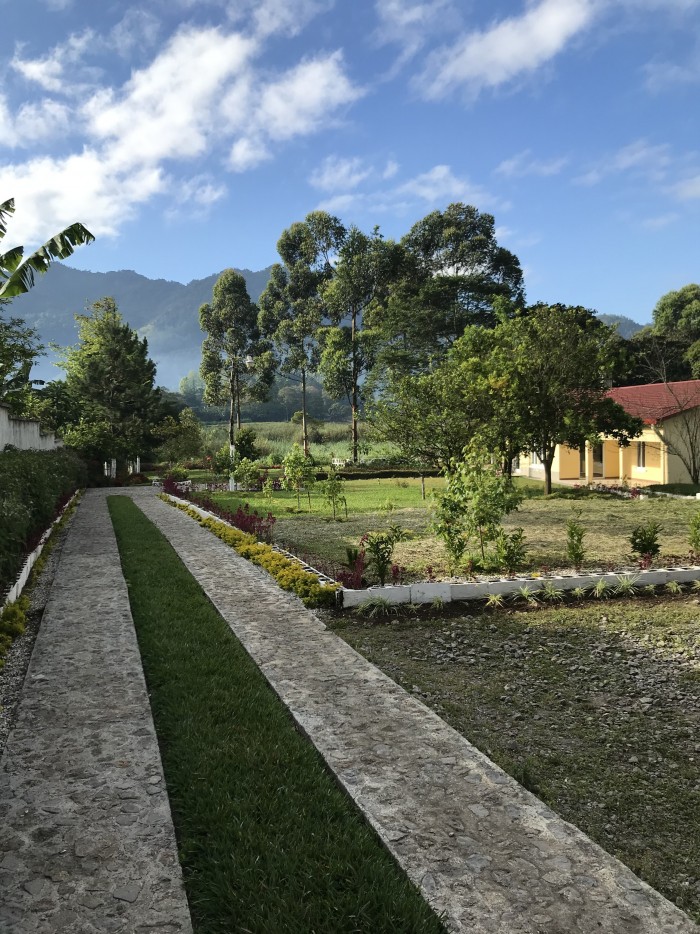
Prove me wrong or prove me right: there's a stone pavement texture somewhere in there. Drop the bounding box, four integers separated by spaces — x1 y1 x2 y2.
128 488 698 934
0 490 192 934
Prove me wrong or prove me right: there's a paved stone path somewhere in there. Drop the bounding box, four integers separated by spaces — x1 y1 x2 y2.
127 489 697 934
0 490 192 934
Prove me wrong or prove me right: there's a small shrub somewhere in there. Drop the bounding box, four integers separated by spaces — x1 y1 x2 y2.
164 465 189 481
233 458 261 490
485 592 506 608
571 586 587 600
517 584 539 606
361 526 408 587
593 578 610 599
630 521 662 561
540 580 565 603
565 509 586 569
613 574 639 597
494 527 527 574
357 596 401 619
665 579 683 595
689 511 700 555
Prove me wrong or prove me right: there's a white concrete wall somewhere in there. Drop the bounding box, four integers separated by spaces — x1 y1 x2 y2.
0 404 63 452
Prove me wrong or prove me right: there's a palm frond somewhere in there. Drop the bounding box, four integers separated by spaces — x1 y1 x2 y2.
0 222 94 298
0 198 16 242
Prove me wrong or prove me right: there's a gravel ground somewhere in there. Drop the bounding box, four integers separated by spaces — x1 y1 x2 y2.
0 514 74 758
327 597 700 923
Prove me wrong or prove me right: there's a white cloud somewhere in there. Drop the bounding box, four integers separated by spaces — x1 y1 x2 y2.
110 9 162 57
672 174 700 200
383 159 399 179
0 96 72 147
12 30 98 94
641 212 680 229
374 0 457 65
418 0 597 100
309 156 371 191
86 27 255 171
495 149 568 178
1 21 364 245
576 139 672 185
317 163 501 217
227 51 364 170
248 0 335 39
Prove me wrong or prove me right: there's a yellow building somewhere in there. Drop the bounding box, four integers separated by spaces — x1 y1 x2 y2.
513 380 700 487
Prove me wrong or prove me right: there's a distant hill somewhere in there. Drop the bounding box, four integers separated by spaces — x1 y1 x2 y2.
8 263 274 389
8 263 647 389
597 314 645 339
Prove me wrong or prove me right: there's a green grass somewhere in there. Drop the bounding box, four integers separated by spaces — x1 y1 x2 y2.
328 598 700 923
200 479 700 583
107 495 445 934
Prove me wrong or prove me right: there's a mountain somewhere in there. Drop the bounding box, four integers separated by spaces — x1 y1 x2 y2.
597 314 645 339
8 263 274 389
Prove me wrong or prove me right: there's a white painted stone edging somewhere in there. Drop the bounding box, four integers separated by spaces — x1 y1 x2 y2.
2 490 81 610
340 565 700 608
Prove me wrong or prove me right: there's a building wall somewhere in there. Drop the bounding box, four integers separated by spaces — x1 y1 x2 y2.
557 445 581 480
0 404 63 452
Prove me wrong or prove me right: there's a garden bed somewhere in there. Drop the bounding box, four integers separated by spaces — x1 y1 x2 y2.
326 599 700 923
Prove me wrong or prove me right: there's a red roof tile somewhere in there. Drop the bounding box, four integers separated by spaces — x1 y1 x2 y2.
608 380 700 424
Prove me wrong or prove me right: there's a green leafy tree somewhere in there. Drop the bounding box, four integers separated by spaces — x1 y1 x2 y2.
433 447 524 569
320 467 347 519
282 443 316 510
59 298 162 467
200 269 274 463
259 211 346 456
372 203 524 376
496 304 642 494
319 226 397 463
0 316 43 415
155 407 203 466
0 197 94 299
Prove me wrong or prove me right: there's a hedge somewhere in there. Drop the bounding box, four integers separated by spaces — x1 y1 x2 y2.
0 448 86 597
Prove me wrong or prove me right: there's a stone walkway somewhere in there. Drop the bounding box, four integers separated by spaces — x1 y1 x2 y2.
1 487 697 934
127 489 697 934
0 490 192 934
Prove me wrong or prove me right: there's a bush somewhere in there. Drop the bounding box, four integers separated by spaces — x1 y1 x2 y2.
0 448 85 596
630 521 662 561
566 509 587 569
690 511 700 555
161 497 338 607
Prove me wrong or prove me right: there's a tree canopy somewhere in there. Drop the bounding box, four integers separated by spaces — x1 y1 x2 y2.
58 297 162 464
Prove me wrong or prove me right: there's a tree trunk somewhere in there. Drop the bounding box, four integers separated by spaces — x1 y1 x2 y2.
228 366 236 491
301 369 309 457
544 447 555 495
351 308 359 464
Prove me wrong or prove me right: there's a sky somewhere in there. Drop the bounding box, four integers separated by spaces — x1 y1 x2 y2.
1 0 699 325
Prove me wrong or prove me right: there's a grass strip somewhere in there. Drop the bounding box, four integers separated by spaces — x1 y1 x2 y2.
107 496 445 934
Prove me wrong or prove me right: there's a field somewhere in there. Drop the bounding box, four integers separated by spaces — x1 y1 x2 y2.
202 481 700 583
326 596 700 923
201 420 401 465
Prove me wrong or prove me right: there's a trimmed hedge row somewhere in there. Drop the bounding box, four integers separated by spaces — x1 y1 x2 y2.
161 496 339 608
0 448 86 597
315 468 441 481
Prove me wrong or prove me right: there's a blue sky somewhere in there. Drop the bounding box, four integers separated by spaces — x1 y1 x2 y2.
1 0 699 325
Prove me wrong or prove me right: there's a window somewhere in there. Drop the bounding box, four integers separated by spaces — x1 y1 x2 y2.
530 450 543 468
637 441 646 468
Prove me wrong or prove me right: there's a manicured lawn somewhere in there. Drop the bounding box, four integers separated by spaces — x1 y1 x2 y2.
327 597 700 923
201 481 700 583
107 496 445 934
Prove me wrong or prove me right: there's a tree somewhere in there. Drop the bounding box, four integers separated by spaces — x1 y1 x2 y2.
282 443 316 510
496 304 642 493
0 316 42 415
319 226 396 464
367 324 513 471
59 298 162 468
0 197 94 298
371 203 524 376
200 269 274 467
258 211 346 456
155 407 204 466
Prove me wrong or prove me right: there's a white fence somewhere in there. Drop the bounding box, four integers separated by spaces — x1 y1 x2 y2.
0 403 63 452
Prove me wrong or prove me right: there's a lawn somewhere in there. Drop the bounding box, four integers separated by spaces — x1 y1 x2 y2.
200 481 700 583
108 496 446 934
326 597 700 923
